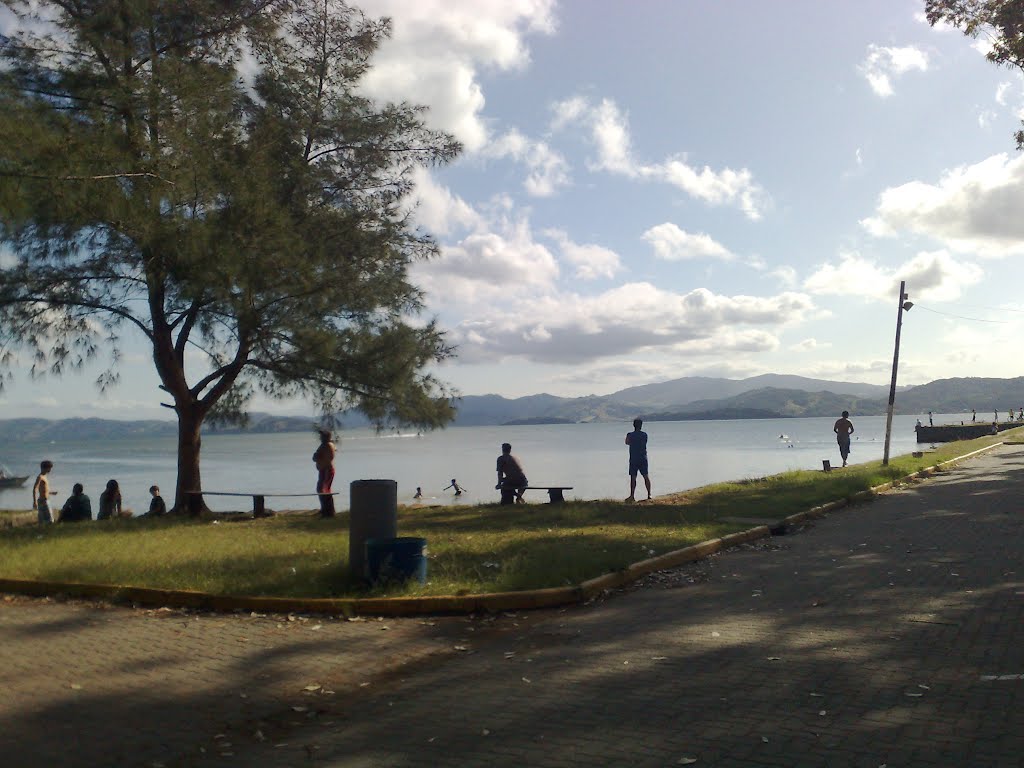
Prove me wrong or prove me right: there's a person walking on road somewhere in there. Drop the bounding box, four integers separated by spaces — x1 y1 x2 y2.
833 411 855 468
625 418 651 502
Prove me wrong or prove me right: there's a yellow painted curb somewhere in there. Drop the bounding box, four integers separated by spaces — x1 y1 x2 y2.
0 439 1009 617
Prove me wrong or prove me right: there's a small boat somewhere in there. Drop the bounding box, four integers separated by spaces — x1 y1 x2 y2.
0 465 29 489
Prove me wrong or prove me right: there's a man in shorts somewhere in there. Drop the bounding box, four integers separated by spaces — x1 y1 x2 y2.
625 418 651 502
833 410 855 467
32 460 56 524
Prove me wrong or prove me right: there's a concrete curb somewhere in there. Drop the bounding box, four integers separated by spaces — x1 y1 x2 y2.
0 440 1008 617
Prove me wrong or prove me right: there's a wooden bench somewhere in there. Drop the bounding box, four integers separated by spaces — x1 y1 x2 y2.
186 491 338 517
499 486 573 505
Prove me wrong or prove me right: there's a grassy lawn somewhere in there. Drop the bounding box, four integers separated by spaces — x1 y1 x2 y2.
0 433 1011 599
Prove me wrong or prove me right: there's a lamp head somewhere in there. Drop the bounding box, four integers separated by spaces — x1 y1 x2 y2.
902 300 914 311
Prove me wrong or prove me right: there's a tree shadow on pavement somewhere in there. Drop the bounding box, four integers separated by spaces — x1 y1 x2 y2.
3 448 1024 767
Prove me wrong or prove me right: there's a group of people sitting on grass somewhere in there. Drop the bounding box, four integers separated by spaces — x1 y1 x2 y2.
33 460 167 524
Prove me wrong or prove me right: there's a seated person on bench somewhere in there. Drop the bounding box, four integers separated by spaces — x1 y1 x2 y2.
495 442 528 504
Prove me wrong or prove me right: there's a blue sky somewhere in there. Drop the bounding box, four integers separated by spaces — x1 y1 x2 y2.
4 0 1024 420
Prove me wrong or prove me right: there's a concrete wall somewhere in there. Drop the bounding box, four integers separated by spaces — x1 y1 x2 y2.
915 421 1020 443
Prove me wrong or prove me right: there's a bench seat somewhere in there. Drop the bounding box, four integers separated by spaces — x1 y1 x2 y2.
186 491 337 517
499 486 573 505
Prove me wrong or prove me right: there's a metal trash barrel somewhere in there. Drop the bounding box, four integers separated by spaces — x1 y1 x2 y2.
366 537 428 585
349 479 398 581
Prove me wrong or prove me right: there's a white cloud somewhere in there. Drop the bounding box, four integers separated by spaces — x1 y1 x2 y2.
78 396 160 412
589 98 634 174
771 265 798 288
859 44 929 98
790 338 831 352
448 283 813 364
898 250 985 301
549 95 589 132
426 224 559 296
996 81 1013 106
803 250 983 303
412 202 560 305
551 96 767 219
803 252 890 299
642 223 734 261
408 168 484 236
861 153 1024 256
543 229 622 280
358 0 556 152
483 129 570 196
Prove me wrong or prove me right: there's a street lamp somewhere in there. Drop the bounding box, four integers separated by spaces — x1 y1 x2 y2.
882 280 912 465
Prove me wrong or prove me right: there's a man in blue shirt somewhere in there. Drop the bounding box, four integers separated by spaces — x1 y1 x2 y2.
625 418 651 502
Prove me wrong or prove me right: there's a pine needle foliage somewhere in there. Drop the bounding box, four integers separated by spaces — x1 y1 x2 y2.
0 1 462 509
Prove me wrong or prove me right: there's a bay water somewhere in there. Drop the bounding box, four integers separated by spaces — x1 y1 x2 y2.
0 414 956 514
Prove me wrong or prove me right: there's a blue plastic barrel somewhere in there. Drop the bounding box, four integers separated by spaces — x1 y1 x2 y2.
365 536 427 585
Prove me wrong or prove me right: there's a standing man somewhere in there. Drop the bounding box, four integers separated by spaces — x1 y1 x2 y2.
495 443 528 504
833 411 855 468
625 418 651 502
31 460 57 524
313 429 336 517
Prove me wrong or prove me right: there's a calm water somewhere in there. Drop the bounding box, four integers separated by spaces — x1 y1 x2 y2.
0 414 951 514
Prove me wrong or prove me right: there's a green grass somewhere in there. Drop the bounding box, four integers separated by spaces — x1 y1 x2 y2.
0 432 1012 598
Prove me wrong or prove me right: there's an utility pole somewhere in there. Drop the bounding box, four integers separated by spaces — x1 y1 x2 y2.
883 280 913 466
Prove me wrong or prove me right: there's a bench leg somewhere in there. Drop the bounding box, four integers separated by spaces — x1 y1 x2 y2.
547 489 565 504
253 495 266 517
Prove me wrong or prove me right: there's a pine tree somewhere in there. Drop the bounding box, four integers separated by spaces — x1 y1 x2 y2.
0 0 461 512
926 0 1024 148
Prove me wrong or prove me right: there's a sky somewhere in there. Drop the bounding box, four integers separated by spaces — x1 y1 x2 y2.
3 0 1024 421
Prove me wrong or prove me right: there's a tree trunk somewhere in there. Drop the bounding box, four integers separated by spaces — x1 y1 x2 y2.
173 408 204 515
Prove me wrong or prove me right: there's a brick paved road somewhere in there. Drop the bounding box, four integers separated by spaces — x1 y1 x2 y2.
4 446 1024 766
0 594 529 767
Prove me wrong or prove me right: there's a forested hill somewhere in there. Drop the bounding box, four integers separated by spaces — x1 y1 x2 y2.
2 376 1021 437
640 378 1024 421
0 414 316 443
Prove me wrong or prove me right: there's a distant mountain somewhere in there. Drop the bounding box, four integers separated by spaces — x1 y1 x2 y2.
606 374 894 408
0 417 179 443
452 374 900 425
0 412 318 443
645 407 786 421
650 388 886 419
450 393 572 426
3 376 1019 439
502 416 576 425
884 377 1024 414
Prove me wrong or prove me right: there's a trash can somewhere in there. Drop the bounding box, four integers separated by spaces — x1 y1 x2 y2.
366 537 428 585
349 479 398 581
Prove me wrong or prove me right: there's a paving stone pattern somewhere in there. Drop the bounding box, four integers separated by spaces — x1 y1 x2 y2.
3 446 1024 766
